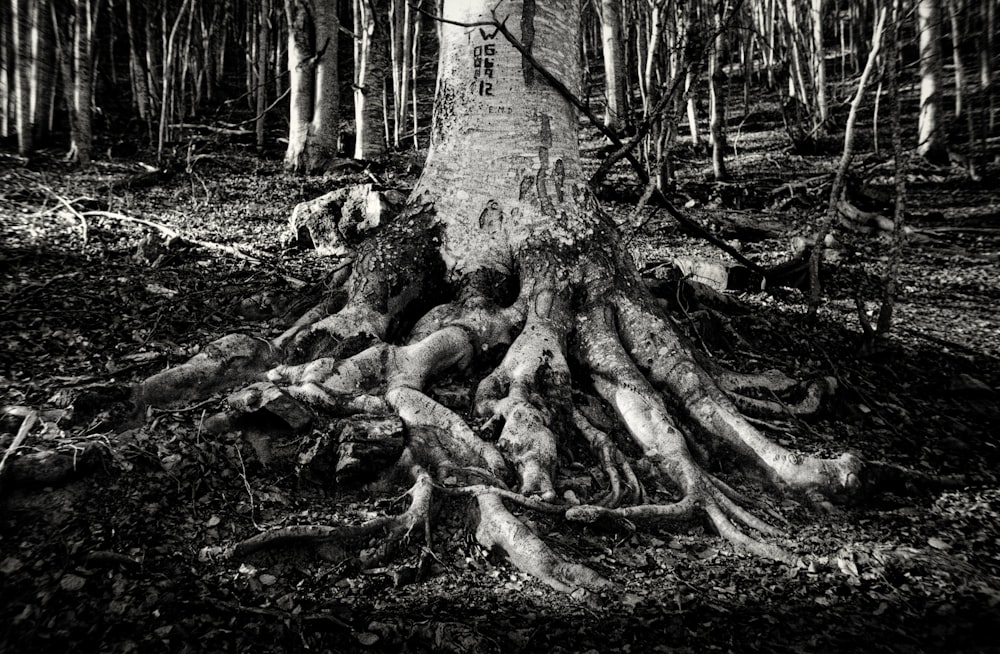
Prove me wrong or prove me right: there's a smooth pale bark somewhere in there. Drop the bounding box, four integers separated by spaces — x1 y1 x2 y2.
945 0 965 118
284 0 339 172
599 0 626 131
411 0 591 277
410 0 421 149
916 0 947 161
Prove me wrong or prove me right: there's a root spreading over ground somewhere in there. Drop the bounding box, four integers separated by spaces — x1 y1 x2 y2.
138 197 924 594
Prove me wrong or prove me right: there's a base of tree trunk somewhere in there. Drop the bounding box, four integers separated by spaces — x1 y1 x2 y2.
136 192 954 594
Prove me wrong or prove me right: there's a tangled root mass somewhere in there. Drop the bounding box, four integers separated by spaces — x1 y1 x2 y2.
139 201 938 595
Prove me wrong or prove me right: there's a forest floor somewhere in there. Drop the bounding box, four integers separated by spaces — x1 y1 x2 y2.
2 102 1000 653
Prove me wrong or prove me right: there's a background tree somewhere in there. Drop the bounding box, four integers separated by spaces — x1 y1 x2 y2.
284 0 340 172
707 0 727 180
353 0 389 159
599 0 626 131
11 0 34 155
916 0 946 162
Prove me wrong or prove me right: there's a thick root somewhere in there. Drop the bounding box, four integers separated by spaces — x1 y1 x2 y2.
705 358 838 418
474 492 611 593
150 202 948 594
575 303 792 562
572 407 643 508
615 292 866 502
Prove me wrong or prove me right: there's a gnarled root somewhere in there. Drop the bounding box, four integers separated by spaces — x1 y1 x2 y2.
574 302 794 563
220 463 433 569
149 217 946 593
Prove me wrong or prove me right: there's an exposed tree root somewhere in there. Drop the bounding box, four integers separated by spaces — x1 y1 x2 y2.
142 202 963 592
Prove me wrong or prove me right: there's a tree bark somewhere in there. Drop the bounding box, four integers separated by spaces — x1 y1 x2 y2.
708 4 728 180
256 0 272 150
810 0 828 126
12 0 33 155
30 0 54 142
1 1 10 138
598 0 626 131
284 0 340 172
916 0 947 162
353 0 389 159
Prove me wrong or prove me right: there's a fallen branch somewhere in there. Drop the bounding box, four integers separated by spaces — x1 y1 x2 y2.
81 209 267 263
0 407 37 483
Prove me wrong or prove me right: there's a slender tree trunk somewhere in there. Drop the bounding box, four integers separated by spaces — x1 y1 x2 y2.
389 0 405 147
945 0 965 118
1 1 11 138
599 0 626 130
12 0 33 155
256 0 272 150
708 5 727 180
126 0 151 130
157 0 192 162
30 0 53 143
916 0 947 162
410 0 421 149
353 0 388 159
811 0 828 126
875 0 905 344
980 0 994 133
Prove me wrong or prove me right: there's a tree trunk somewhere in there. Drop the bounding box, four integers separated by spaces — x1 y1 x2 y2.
12 0 33 155
72 0 101 164
156 0 192 162
284 0 340 173
141 0 918 594
708 5 728 180
30 0 54 143
916 0 947 162
126 0 152 130
980 0 994 133
599 0 626 131
1 1 11 138
353 0 388 159
811 0 828 126
256 0 272 150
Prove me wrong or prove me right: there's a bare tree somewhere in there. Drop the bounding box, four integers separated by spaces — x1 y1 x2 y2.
353 0 389 159
140 0 915 593
598 0 626 130
916 0 947 162
284 0 340 172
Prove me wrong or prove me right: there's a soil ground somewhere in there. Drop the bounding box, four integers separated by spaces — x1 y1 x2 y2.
2 86 1000 653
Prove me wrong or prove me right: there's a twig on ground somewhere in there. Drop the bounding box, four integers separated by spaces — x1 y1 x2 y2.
0 407 37 482
41 186 89 245
82 210 266 262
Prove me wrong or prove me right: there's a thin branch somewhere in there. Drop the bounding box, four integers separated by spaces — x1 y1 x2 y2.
0 407 37 484
808 7 888 311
